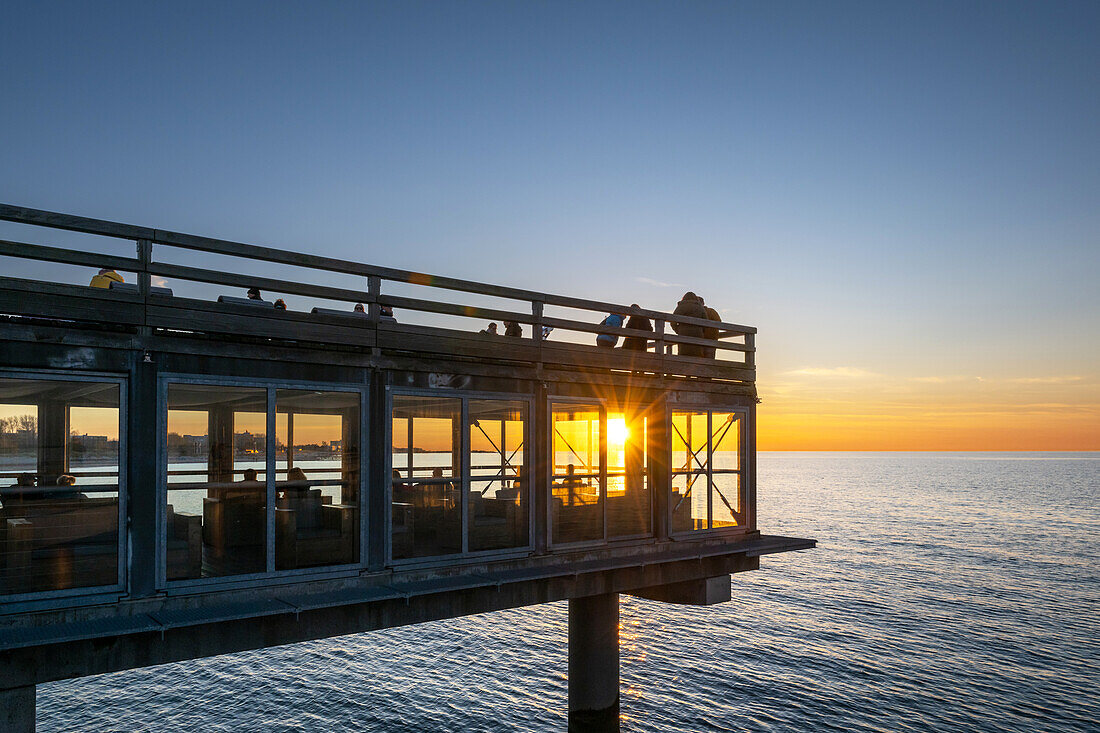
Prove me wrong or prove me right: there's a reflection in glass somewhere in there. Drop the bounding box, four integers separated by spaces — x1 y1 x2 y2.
671 411 709 531
710 412 741 528
275 389 360 569
551 403 602 544
0 378 121 594
607 411 651 538
671 409 743 531
391 396 461 558
166 384 267 578
469 400 527 551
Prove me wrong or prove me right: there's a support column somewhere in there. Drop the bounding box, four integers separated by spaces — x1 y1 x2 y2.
37 400 69 480
128 353 159 598
1 684 35 732
568 592 620 732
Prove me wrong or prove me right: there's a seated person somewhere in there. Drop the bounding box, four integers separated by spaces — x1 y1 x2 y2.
280 467 309 497
557 464 584 506
3 472 38 503
596 312 624 348
226 467 264 499
420 467 456 508
48 473 82 500
379 305 397 323
392 469 412 503
90 268 124 288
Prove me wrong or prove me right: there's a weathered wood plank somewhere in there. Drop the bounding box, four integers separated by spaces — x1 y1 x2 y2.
146 298 376 347
0 204 154 240
378 294 534 325
0 278 145 325
0 238 141 273
148 262 371 305
376 322 540 361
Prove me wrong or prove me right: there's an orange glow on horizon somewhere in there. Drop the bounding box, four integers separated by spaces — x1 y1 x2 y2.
756 371 1100 451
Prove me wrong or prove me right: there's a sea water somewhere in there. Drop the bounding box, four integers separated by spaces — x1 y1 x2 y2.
37 452 1099 732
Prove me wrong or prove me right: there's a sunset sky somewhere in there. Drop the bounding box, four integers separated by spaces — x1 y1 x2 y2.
1 2 1097 450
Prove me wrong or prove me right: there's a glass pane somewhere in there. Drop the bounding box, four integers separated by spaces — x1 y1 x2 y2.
551 403 602 544
275 389 360 569
469 399 528 551
391 396 461 559
607 411 650 538
0 378 121 595
671 472 707 532
712 412 740 471
671 411 709 474
166 384 267 579
671 410 709 532
711 473 741 528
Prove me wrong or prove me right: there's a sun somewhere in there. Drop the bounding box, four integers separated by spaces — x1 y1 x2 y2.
607 418 630 446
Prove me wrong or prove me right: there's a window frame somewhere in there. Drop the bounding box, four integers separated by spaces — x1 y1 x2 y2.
386 386 535 567
668 405 749 537
156 373 369 592
0 368 128 606
547 396 656 550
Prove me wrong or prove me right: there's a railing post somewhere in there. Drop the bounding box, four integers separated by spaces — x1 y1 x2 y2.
367 276 381 323
532 300 543 340
654 319 665 356
367 276 382 356
136 239 151 297
532 300 544 371
744 333 755 370
137 239 152 333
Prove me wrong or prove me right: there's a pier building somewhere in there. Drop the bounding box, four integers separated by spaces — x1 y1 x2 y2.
0 204 814 732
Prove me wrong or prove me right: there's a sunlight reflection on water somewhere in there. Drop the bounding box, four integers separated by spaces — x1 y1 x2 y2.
38 452 1099 732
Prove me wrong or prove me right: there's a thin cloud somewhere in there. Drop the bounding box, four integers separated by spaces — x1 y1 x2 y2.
911 376 981 384
787 367 879 378
635 276 683 289
1008 376 1085 384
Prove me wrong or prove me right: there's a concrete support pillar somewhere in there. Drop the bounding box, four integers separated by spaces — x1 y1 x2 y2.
1 684 35 732
568 592 619 732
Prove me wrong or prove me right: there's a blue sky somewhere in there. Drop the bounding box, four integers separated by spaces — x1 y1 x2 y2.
2 1 1097 447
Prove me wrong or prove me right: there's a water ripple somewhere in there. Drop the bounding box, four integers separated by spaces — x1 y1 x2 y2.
38 452 1100 732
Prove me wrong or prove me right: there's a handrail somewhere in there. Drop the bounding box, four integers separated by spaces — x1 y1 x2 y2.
0 202 757 376
0 203 756 334
0 237 141 273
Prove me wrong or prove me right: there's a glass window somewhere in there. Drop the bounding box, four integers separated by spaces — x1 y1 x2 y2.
551 403 602 544
0 377 121 595
671 409 744 532
710 412 742 529
275 389 360 570
607 410 650 538
166 384 267 579
469 399 527 551
391 396 461 559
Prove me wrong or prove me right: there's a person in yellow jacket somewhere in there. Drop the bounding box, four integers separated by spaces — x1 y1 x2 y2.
89 268 124 288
